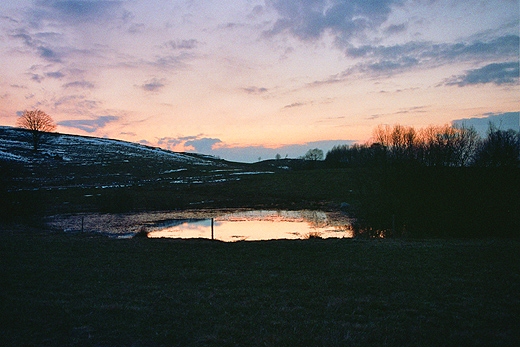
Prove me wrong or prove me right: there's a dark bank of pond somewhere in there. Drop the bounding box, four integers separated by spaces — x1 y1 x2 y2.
46 209 353 241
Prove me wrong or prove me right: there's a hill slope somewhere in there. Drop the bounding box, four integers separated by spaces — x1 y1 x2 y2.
0 126 274 192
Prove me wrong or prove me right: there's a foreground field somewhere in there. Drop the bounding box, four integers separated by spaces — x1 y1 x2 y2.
1 228 519 346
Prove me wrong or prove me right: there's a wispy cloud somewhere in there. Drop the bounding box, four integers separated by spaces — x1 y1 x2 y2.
242 86 268 95
444 62 519 87
63 80 95 89
140 78 167 92
45 71 65 79
52 95 98 110
310 35 520 84
129 53 193 71
58 115 119 133
30 74 44 83
395 106 428 115
163 39 200 50
266 0 403 41
5 1 135 81
346 35 519 62
29 0 128 26
283 102 306 109
384 23 406 35
10 30 67 63
364 106 428 120
128 23 145 34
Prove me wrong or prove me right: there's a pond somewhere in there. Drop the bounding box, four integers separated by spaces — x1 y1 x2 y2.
47 210 353 241
147 210 353 241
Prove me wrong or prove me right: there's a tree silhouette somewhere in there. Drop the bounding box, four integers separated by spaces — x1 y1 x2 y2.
419 124 480 166
16 109 56 151
303 148 324 161
474 125 520 167
373 124 417 163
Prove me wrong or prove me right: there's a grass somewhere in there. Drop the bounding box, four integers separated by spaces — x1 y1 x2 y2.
1 227 519 346
5 159 518 238
2 168 357 218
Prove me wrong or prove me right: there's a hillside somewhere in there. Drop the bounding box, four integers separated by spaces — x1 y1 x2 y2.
0 126 276 192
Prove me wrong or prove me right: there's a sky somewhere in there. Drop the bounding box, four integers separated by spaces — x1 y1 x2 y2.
0 0 519 162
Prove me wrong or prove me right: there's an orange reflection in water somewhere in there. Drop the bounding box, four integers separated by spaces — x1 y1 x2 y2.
146 210 353 241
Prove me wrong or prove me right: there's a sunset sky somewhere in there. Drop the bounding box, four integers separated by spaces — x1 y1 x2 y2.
1 1 518 162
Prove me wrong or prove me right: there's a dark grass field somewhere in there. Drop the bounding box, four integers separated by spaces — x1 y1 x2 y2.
2 135 520 346
1 227 519 346
1 168 356 217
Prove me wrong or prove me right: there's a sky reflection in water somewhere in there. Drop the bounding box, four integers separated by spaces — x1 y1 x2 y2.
146 210 352 241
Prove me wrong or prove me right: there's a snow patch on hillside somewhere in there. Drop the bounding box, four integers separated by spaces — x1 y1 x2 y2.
47 133 216 165
0 149 28 162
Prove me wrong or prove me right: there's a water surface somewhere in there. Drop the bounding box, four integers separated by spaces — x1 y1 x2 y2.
147 210 353 241
47 209 353 241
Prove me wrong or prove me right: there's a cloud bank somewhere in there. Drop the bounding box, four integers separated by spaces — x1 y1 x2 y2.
311 35 520 84
29 0 128 26
445 62 519 87
58 115 119 133
266 0 403 41
152 135 355 163
452 112 520 136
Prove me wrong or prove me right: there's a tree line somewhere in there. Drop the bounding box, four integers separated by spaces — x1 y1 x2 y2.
322 123 519 238
325 123 520 168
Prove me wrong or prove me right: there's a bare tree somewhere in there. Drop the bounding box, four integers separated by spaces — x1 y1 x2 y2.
16 109 56 151
418 124 480 167
373 124 417 162
474 125 520 167
451 124 480 166
303 148 324 161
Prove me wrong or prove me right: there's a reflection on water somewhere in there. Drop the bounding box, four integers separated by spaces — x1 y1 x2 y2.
146 210 353 241
46 209 353 241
